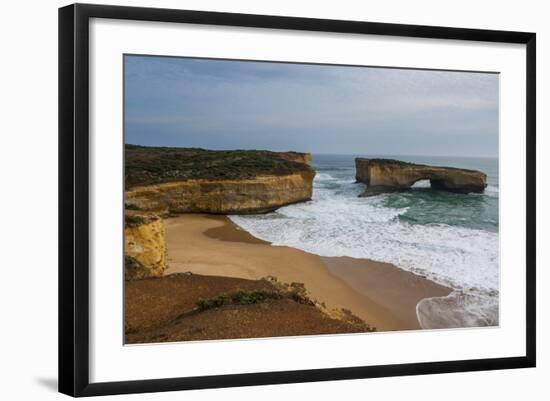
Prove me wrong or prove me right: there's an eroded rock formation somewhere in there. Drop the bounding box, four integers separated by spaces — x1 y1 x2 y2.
124 211 166 280
125 145 315 214
124 145 316 273
125 171 315 215
355 158 487 196
275 152 312 165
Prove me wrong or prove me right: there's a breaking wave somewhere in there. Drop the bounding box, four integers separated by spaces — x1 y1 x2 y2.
229 155 500 329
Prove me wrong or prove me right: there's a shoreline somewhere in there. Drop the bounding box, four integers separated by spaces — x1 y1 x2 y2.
165 214 452 331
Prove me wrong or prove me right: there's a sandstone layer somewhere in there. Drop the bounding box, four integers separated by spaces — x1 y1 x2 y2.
124 211 166 280
125 144 315 214
125 171 315 215
274 152 312 165
124 145 315 273
355 158 487 196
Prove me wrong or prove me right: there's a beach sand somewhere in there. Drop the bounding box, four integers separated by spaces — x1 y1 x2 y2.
165 214 451 331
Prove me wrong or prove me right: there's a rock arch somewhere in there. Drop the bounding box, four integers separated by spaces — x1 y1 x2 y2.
355 158 487 197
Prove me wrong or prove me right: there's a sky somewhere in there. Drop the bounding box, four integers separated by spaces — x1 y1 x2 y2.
124 55 499 157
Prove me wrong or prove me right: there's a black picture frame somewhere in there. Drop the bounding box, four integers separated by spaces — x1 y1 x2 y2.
58 3 536 397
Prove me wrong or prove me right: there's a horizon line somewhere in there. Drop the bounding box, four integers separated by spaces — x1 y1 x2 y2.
124 142 497 159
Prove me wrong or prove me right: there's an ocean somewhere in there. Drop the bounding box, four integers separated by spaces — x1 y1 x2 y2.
230 154 499 329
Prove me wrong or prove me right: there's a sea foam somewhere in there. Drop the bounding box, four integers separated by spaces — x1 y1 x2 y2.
417 291 499 329
484 185 500 198
229 166 499 328
231 176 499 294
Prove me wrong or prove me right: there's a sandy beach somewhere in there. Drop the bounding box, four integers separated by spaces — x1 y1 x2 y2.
165 214 451 331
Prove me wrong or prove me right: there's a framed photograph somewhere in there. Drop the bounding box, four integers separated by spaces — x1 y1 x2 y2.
58 3 536 397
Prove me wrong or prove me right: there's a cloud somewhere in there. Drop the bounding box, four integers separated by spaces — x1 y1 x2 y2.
124 55 499 157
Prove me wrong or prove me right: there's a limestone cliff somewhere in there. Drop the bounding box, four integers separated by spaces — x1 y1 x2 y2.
355 158 487 196
124 211 166 280
123 146 315 275
275 152 312 165
125 145 315 214
125 171 315 214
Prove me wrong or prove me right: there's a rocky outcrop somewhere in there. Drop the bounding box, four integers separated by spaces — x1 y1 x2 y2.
275 152 312 165
355 158 487 196
125 145 315 214
123 146 315 276
125 171 315 214
125 273 373 344
124 211 166 280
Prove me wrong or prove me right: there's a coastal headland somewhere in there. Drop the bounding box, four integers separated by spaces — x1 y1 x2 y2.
125 144 315 214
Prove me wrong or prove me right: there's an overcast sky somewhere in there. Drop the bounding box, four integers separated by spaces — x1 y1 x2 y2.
124 55 499 157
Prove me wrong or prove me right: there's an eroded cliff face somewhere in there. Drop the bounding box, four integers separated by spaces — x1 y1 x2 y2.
355 158 487 196
275 152 312 165
125 171 315 215
123 146 315 276
124 211 166 280
125 145 315 214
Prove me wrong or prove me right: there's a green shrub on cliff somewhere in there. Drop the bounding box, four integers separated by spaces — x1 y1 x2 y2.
125 144 313 188
194 280 316 312
195 289 284 311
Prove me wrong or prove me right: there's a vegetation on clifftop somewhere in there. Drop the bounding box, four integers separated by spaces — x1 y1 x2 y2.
356 157 483 173
125 144 313 189
125 273 374 343
195 280 315 311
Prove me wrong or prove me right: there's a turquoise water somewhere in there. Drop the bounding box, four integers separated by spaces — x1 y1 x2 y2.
231 154 500 328
316 155 499 233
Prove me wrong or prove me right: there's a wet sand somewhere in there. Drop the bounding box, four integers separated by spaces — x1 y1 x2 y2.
323 257 451 329
165 214 451 331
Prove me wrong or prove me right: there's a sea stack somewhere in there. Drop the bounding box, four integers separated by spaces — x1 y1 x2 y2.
355 158 487 196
